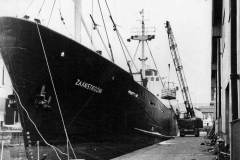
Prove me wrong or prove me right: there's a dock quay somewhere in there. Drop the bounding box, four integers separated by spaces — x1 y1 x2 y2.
112 134 216 160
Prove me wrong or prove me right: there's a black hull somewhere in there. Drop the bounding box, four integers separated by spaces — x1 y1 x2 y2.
0 17 177 159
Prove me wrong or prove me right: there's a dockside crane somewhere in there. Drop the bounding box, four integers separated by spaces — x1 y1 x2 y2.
165 21 203 137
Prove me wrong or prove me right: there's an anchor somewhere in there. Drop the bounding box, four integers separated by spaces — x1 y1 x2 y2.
34 85 52 109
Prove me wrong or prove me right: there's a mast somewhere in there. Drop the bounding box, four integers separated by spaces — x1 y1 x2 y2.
128 9 155 81
73 0 82 43
141 9 146 78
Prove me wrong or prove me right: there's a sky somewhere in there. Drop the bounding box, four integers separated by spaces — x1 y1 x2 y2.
0 0 212 104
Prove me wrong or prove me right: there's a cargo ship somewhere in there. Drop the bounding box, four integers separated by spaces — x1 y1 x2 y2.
0 3 177 160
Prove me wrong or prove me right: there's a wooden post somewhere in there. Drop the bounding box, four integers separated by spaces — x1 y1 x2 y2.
0 141 4 160
37 141 39 160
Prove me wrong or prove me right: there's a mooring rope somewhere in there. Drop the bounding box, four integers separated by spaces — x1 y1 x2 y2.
12 87 65 160
36 22 77 159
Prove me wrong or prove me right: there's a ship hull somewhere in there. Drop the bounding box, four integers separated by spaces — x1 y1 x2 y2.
0 17 177 159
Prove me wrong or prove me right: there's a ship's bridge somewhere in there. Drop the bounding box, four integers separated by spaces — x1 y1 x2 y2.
145 69 160 82
144 69 162 98
143 68 177 100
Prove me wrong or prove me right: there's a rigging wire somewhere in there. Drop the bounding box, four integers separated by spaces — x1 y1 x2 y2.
167 63 171 88
57 0 74 39
104 0 138 72
37 0 46 17
80 15 97 50
90 14 112 60
22 0 35 16
102 11 134 71
47 0 57 26
116 32 130 68
133 41 141 61
104 0 111 15
58 10 65 25
117 31 138 71
97 0 114 62
146 41 164 87
58 9 74 38
114 30 136 75
36 23 77 159
91 0 94 45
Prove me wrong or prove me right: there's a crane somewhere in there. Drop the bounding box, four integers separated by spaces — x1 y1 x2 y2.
165 21 203 137
165 21 194 118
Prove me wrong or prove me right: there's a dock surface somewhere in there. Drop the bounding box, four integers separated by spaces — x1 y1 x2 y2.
112 136 216 160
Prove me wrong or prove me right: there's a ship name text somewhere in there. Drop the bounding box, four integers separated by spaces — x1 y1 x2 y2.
75 79 103 94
